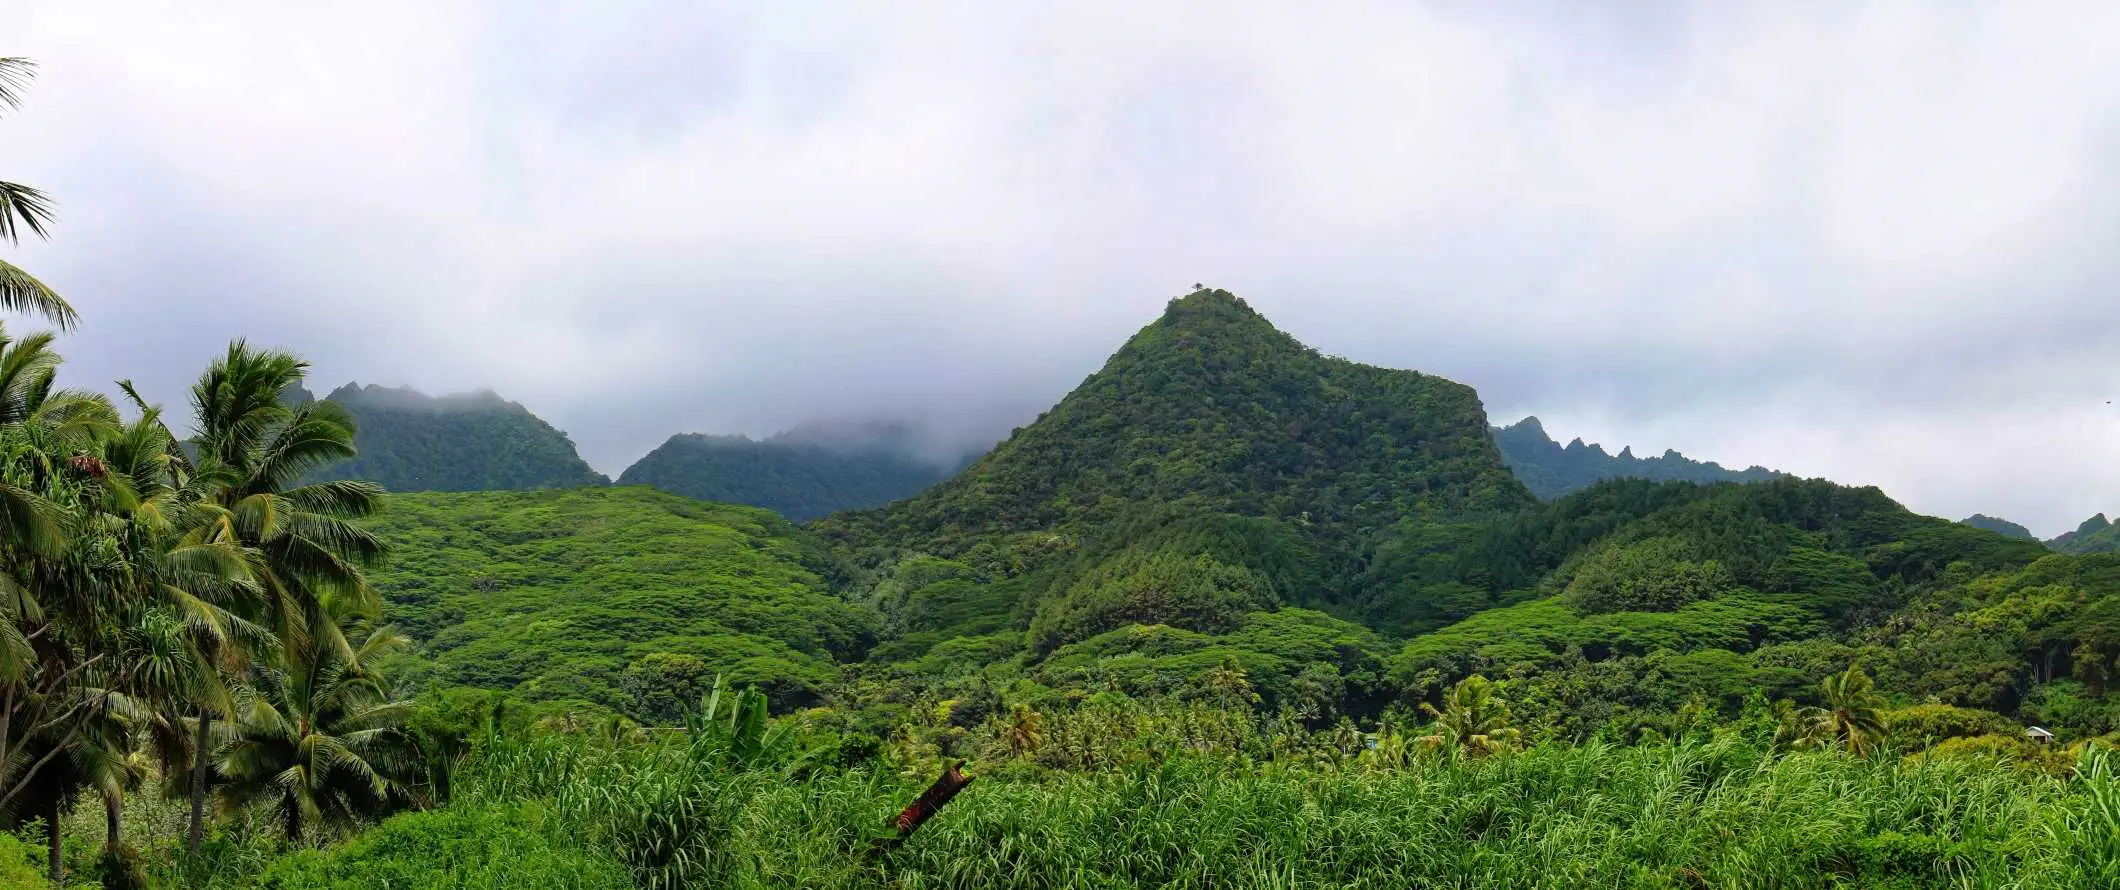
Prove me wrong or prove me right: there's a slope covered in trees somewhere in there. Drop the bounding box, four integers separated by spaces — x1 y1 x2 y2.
1962 513 2038 540
618 421 972 521
366 487 871 713
307 383 608 492
2052 513 2120 554
833 289 1530 551
1491 415 1783 500
816 289 1532 678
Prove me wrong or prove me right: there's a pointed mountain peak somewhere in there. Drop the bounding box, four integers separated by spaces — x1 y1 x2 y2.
2083 513 2113 534
840 287 1532 547
1149 287 1298 344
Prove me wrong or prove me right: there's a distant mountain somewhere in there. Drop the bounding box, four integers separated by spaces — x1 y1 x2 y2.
618 421 975 522
1490 416 1783 500
311 383 608 492
1960 514 2037 541
2050 513 2119 554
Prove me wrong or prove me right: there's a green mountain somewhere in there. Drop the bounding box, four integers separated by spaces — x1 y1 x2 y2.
368 487 870 714
2051 513 2120 554
311 383 609 492
831 289 1529 548
1961 514 2037 540
819 288 1532 684
617 421 973 521
1387 477 2056 735
1491 415 1783 500
351 288 2118 740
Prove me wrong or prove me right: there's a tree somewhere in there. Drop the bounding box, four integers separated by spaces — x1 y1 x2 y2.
0 58 80 328
218 608 412 843
1002 702 1045 758
0 323 123 826
174 342 387 851
1199 655 1260 713
1418 675 1520 755
1799 665 1889 757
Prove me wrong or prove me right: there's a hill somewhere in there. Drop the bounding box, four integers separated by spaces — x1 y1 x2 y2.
365 487 872 715
818 288 1533 685
1491 415 1784 499
308 383 608 492
2051 513 2120 554
832 289 1530 548
1385 477 2059 735
618 421 973 521
1961 514 2038 540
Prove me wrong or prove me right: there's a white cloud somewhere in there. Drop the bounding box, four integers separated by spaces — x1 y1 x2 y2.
6 1 2119 535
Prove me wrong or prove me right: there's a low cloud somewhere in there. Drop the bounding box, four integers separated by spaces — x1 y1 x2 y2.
8 2 2119 536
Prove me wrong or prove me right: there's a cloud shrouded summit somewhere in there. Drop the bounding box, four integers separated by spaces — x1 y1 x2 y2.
7 2 2120 536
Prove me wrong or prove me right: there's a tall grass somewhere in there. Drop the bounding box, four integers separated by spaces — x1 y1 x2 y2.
439 722 2117 889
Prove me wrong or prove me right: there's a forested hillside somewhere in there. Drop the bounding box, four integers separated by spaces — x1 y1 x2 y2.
815 289 1532 685
2052 513 2120 554
1963 513 2038 540
12 283 2120 888
618 422 971 521
308 383 608 491
1491 415 1783 499
367 487 870 713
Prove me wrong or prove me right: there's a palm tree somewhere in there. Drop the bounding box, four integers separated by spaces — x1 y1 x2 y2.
0 324 124 818
1002 702 1045 758
1799 665 1889 757
1200 655 1259 713
218 610 412 843
1418 675 1521 756
0 58 80 328
162 342 385 851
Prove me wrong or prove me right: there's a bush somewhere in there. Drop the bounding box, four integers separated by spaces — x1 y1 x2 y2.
254 802 628 889
0 832 42 888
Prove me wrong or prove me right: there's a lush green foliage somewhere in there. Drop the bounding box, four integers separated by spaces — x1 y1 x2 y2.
251 802 630 889
365 487 873 711
618 429 962 522
159 684 2120 890
825 289 1531 552
1491 415 1782 500
307 384 608 493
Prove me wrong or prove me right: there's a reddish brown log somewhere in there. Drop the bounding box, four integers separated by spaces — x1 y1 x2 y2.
891 760 973 837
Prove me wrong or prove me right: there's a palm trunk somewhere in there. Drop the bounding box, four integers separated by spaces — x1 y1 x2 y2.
103 788 121 855
187 712 212 854
47 795 63 887
282 794 302 844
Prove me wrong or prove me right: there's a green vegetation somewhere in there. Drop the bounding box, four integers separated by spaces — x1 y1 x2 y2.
1962 513 2037 540
8 269 2120 886
2053 512 2120 554
1492 415 1783 500
162 678 2120 889
366 487 873 712
618 427 965 522
308 383 608 493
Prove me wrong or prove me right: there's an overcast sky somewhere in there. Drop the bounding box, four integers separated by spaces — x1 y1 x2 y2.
8 2 2120 536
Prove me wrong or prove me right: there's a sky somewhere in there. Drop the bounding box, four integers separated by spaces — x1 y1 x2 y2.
6 2 2120 537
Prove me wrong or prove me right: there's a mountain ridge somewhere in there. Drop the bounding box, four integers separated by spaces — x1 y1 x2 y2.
1491 415 1784 500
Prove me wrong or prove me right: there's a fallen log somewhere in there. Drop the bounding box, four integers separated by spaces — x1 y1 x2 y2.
871 760 973 854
